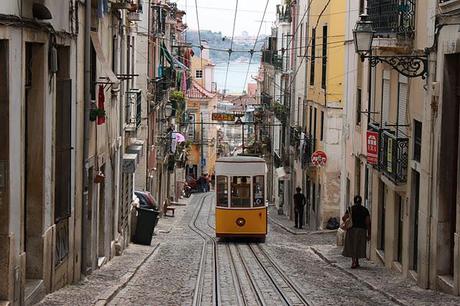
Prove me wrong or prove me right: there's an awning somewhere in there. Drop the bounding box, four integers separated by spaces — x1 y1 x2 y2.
90 32 119 85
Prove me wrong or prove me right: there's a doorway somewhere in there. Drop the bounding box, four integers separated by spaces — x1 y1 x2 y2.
24 42 45 281
438 53 460 278
410 170 420 272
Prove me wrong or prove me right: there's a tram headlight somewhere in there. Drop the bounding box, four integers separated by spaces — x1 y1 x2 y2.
236 218 246 227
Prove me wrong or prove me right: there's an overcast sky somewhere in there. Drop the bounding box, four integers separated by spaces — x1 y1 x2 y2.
175 0 280 37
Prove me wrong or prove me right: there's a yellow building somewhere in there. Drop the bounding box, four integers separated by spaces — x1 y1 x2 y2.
304 0 345 228
185 55 218 178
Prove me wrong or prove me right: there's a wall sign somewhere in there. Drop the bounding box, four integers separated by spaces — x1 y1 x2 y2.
212 113 235 121
367 130 379 165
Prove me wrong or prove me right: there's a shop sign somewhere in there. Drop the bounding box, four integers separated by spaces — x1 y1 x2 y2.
367 130 379 165
311 150 327 167
212 113 235 121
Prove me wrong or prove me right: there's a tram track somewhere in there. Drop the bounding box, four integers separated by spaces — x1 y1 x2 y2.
189 193 220 306
192 193 310 306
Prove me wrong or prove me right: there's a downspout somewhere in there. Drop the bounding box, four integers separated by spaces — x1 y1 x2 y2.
82 0 91 273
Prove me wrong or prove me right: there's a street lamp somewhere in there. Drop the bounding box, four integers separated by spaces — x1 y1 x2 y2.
353 14 428 79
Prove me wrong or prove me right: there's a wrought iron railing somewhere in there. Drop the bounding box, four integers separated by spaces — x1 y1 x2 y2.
368 122 408 184
261 51 283 71
126 89 142 129
276 4 292 23
379 130 409 184
55 218 69 267
301 134 316 169
367 0 415 37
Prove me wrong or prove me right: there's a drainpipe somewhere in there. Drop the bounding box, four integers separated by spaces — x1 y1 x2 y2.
82 0 91 274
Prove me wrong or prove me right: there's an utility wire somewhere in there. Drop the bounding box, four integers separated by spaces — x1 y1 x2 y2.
223 0 239 95
242 0 270 95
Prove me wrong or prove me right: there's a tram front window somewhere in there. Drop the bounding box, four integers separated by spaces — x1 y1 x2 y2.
216 176 228 207
231 176 251 208
253 176 265 207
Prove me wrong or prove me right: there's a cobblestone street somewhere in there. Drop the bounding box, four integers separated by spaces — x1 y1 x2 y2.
39 194 460 306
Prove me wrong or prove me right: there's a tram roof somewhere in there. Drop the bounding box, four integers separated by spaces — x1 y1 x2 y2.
216 156 267 176
216 156 266 163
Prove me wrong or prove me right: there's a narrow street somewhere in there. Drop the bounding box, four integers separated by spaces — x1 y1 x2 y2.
40 194 460 306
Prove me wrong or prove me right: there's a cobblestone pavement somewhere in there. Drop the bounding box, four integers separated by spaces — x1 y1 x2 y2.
40 194 460 306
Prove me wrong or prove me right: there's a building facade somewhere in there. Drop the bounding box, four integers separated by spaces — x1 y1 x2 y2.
342 0 460 296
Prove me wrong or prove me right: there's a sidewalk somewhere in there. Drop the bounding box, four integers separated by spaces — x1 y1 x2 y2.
311 244 460 306
268 205 336 235
39 197 190 306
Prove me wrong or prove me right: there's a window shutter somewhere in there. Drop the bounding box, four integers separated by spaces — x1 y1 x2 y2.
382 71 390 127
398 75 408 136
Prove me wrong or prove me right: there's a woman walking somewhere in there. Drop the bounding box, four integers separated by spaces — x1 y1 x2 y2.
342 195 371 269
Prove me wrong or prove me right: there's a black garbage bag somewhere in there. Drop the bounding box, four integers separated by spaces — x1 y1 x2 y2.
326 217 340 230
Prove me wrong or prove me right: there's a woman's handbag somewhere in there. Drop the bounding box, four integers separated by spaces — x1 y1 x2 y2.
340 207 353 230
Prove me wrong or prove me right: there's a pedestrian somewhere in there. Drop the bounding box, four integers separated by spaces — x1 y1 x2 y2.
293 187 306 229
342 195 371 269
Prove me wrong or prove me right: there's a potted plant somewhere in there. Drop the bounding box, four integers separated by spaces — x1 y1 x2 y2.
90 108 106 122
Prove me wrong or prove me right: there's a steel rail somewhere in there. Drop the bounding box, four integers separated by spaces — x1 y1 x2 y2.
249 244 311 306
189 193 219 306
234 244 267 306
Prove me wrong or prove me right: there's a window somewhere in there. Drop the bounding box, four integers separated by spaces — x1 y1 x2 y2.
398 75 408 135
216 176 229 207
231 176 251 207
414 120 422 162
320 110 324 141
308 105 313 134
359 0 365 14
90 40 96 100
321 25 328 89
313 107 317 140
253 176 265 207
310 28 316 85
356 88 362 125
299 23 303 57
195 69 203 79
382 70 390 126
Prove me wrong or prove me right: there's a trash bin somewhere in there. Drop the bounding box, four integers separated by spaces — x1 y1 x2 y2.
133 207 160 245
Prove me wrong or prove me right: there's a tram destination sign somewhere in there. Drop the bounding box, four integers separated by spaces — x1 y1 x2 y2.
212 113 235 121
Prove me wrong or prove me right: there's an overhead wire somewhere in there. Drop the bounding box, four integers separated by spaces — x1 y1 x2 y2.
242 0 270 95
223 0 239 95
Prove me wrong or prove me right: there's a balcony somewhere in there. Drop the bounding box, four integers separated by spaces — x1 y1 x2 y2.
276 4 291 23
439 0 460 13
261 50 283 71
301 134 316 169
379 130 409 184
367 0 415 38
368 123 408 184
125 89 142 130
261 92 272 106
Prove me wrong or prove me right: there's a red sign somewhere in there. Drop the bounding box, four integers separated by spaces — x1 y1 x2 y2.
311 150 327 167
367 130 379 165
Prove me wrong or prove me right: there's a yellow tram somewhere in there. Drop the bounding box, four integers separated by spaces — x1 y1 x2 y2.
215 156 268 240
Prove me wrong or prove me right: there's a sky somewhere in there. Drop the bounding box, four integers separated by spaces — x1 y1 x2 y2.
175 0 280 37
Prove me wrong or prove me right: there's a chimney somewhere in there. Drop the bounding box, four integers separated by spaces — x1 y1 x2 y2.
201 40 210 60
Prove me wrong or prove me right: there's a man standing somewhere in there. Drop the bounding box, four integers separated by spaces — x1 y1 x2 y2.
293 187 306 229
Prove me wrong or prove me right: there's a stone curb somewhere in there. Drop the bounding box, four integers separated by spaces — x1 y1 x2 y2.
268 216 310 235
269 216 337 236
310 247 408 306
92 242 161 306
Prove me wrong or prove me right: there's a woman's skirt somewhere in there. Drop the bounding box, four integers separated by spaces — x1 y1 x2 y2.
342 227 367 258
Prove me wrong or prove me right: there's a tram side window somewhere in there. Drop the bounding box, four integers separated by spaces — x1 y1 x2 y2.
231 176 251 208
216 176 229 207
253 176 265 207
